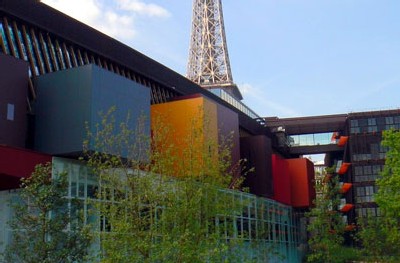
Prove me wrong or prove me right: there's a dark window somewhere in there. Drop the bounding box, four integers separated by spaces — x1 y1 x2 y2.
386 117 394 125
368 118 376 126
350 119 359 127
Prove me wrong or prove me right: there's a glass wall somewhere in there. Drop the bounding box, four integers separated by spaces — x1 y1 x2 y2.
289 132 334 147
53 157 303 262
0 190 19 259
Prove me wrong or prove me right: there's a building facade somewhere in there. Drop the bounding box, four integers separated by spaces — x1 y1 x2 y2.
0 1 311 262
266 109 400 229
1 0 398 261
347 110 400 219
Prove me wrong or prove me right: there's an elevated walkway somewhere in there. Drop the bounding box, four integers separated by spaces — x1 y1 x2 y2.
265 114 347 135
265 114 348 156
289 144 343 155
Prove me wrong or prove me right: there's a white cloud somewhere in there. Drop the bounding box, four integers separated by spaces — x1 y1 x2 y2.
42 0 101 26
99 11 136 40
41 0 171 41
117 0 171 18
42 0 136 40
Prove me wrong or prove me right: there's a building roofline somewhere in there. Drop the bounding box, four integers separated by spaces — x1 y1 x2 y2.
0 0 188 91
348 108 400 118
0 0 268 136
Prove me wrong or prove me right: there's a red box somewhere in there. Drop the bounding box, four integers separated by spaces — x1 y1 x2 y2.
0 145 51 190
272 154 292 205
272 155 316 208
287 158 316 208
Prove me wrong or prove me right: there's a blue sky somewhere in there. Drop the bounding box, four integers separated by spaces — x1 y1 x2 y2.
42 0 400 118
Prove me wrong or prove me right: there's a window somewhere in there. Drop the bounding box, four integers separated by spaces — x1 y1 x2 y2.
7 104 14 121
350 119 359 127
368 118 376 126
370 143 379 153
356 187 365 196
365 186 374 196
354 166 363 176
363 166 372 175
386 117 394 125
355 185 376 203
372 165 381 174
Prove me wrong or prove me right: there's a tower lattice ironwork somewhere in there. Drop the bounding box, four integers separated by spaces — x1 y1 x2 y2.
187 0 242 100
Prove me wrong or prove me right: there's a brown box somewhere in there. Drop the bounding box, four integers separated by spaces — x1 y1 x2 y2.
0 53 28 148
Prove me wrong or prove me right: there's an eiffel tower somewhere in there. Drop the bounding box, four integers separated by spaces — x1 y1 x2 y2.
187 0 242 100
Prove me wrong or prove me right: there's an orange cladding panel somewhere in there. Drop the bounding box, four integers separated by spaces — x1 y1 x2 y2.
338 162 351 175
337 136 349 147
150 96 218 177
287 158 315 208
340 183 352 194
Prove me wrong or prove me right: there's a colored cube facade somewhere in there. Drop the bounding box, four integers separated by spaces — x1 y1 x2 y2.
34 64 150 159
287 158 316 208
272 156 316 208
271 154 292 205
150 94 239 177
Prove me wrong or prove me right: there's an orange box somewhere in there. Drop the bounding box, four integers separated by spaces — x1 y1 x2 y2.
286 158 316 208
151 95 227 178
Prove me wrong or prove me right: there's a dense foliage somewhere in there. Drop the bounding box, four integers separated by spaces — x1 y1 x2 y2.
307 129 400 262
4 163 92 263
358 129 400 262
83 108 252 262
306 174 354 263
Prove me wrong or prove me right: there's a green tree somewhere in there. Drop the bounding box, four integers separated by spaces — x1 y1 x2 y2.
307 172 359 262
358 129 400 262
3 163 92 263
376 129 400 218
83 108 251 262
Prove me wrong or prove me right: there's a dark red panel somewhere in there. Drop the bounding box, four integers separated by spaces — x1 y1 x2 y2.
0 145 51 190
271 154 292 205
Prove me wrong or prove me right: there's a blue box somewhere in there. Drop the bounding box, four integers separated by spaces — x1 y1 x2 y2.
34 64 150 160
